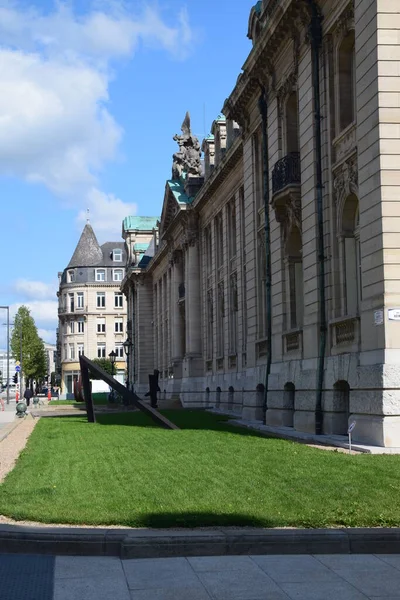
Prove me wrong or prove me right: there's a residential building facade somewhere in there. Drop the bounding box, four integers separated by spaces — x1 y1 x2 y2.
58 223 127 396
122 0 400 447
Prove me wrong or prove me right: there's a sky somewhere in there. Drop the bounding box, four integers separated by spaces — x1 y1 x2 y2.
0 0 254 349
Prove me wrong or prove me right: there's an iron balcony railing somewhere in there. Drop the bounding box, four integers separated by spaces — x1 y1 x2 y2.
272 152 301 195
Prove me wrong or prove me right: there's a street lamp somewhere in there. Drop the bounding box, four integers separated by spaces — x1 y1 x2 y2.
123 339 130 357
0 306 10 405
108 350 117 378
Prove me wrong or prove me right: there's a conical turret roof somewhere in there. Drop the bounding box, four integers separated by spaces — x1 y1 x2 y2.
67 223 103 268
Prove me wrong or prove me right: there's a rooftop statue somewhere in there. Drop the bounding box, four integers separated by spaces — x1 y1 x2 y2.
172 112 202 179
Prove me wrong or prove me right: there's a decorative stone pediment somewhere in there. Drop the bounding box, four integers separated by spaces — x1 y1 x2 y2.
159 188 180 238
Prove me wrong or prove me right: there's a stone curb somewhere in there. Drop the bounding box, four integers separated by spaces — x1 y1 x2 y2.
0 526 400 558
0 414 26 444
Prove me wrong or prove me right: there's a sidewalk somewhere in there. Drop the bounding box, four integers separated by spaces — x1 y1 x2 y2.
1 552 400 599
0 395 17 432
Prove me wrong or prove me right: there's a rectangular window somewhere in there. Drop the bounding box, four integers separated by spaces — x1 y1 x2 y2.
78 319 85 334
77 292 84 309
113 269 123 282
97 292 106 308
115 344 124 358
69 344 75 360
114 293 123 308
68 270 75 283
113 249 122 262
69 293 74 312
69 321 75 334
97 318 106 333
215 213 224 274
77 344 84 357
97 343 106 358
63 344 67 360
115 318 123 333
95 269 106 282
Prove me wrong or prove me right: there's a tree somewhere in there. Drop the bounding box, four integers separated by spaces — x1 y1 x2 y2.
90 358 114 379
10 306 47 386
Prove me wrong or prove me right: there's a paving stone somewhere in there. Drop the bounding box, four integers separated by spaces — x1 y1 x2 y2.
0 553 55 600
55 555 124 579
316 554 388 571
376 555 400 570
122 557 199 590
129 586 212 599
187 555 259 572
251 554 341 583
54 576 130 600
196 567 283 600
279 581 369 600
334 567 400 597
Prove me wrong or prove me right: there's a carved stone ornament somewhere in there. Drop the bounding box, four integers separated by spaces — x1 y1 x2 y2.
333 157 358 230
334 2 355 42
277 71 298 116
172 112 202 179
272 192 302 246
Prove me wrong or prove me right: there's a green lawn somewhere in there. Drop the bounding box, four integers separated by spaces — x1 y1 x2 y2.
0 410 399 528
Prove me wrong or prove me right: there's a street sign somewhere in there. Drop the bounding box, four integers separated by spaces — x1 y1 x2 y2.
347 421 356 434
15 365 21 372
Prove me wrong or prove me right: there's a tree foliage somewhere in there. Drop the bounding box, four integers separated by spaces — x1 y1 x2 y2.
10 306 47 383
90 358 114 380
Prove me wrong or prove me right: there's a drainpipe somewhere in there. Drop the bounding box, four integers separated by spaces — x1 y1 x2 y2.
258 84 272 425
307 0 326 435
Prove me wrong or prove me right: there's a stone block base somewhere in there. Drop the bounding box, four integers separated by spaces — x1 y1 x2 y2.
351 414 400 447
265 408 295 428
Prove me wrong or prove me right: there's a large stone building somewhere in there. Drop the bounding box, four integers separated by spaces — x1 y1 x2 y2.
58 223 127 397
122 0 400 447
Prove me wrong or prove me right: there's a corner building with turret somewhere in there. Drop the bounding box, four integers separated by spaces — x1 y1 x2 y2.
122 0 400 447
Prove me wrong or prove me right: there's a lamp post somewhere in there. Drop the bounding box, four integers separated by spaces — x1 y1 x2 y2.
123 338 131 390
0 306 10 405
108 350 117 378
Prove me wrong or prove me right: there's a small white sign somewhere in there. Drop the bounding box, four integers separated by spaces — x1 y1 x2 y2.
348 421 356 434
374 310 384 326
388 308 400 321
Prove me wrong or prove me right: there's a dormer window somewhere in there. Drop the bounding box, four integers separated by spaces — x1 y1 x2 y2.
68 270 75 283
113 249 122 262
95 269 106 282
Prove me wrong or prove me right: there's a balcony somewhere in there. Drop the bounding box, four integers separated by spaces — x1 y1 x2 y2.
58 305 87 316
272 152 301 196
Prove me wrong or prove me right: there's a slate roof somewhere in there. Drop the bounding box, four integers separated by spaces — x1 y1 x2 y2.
67 224 103 268
123 216 158 231
100 242 126 266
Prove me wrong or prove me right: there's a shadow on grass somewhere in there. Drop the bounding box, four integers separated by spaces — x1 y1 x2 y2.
124 511 271 528
94 410 264 438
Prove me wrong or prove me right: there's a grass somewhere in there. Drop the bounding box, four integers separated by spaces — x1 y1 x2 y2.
50 393 109 406
0 410 400 529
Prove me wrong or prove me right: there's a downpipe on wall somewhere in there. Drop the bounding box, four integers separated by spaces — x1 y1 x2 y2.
307 0 326 435
258 83 272 425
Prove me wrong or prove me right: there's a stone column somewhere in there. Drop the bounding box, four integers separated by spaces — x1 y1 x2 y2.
171 253 183 361
186 241 201 356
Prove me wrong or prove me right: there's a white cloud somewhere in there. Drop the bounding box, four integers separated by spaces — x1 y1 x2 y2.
37 328 57 345
77 187 137 239
0 1 195 228
13 279 58 300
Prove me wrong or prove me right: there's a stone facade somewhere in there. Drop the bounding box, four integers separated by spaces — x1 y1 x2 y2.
122 0 400 447
57 223 127 397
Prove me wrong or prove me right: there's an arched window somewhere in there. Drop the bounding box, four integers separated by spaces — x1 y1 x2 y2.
341 194 361 315
338 31 356 131
283 382 295 427
285 226 303 330
285 92 299 154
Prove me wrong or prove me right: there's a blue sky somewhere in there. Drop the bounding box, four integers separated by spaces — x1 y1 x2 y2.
0 0 253 348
